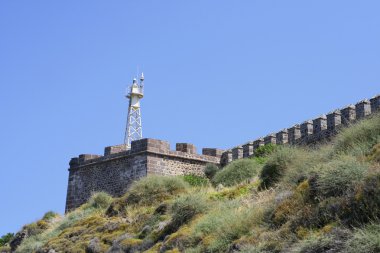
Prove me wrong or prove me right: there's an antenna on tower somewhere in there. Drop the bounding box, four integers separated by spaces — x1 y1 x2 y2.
140 72 144 87
124 73 144 149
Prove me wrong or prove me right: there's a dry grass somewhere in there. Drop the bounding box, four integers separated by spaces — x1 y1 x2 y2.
13 114 380 253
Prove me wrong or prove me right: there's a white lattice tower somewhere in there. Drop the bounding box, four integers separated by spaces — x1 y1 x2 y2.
124 73 144 149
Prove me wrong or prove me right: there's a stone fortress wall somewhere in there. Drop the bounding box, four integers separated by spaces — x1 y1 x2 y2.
221 94 380 166
66 139 222 212
66 94 380 212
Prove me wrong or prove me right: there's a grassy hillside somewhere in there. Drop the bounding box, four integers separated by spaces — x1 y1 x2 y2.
2 114 380 253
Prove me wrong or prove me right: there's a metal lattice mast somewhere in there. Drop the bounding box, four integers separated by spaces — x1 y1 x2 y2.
124 73 144 149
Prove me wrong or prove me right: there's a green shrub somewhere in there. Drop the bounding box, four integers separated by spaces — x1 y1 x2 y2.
152 193 209 242
254 144 277 157
354 173 380 218
182 174 209 187
367 143 380 163
259 147 300 188
344 173 380 225
191 201 264 252
14 234 45 253
127 176 189 205
210 183 257 200
22 223 45 237
316 156 368 198
280 146 333 188
250 156 268 165
171 193 209 229
290 228 351 253
269 179 328 228
316 172 380 227
212 159 261 187
249 144 277 166
106 176 190 216
204 164 219 179
0 233 14 246
16 208 99 253
55 208 95 232
84 192 113 210
334 114 380 155
42 211 58 221
345 223 380 253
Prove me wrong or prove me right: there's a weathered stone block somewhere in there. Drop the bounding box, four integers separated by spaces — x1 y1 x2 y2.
300 120 313 138
176 143 197 154
355 99 371 119
253 138 264 149
341 105 356 125
131 138 170 153
313 115 327 134
264 134 276 145
78 154 102 163
242 142 254 158
221 150 233 166
202 148 224 157
69 157 79 167
104 144 128 156
288 124 301 145
276 129 288 144
327 110 341 131
232 146 243 160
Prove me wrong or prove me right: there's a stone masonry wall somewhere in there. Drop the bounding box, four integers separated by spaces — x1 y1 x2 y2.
66 154 147 212
221 94 380 166
65 139 221 212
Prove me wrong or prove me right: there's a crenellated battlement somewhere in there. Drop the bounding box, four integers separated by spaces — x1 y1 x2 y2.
221 94 380 164
69 139 222 170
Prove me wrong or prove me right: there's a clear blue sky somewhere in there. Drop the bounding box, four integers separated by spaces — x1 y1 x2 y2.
0 1 379 235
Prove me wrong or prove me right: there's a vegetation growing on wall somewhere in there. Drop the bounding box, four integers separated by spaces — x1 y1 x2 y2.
203 163 219 180
182 174 209 187
212 159 262 187
0 233 14 249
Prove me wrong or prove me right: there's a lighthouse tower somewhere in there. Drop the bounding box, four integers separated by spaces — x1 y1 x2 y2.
124 73 144 149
